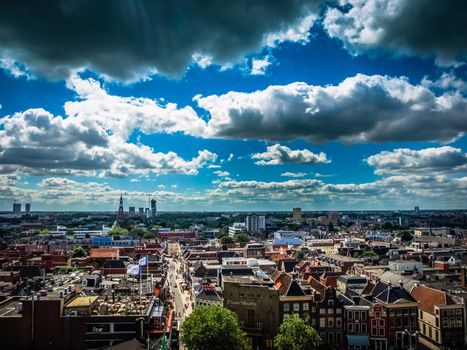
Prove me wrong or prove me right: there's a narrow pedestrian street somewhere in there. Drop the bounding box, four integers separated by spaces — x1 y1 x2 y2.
165 254 193 349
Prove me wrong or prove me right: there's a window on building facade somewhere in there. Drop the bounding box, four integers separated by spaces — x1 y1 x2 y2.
114 323 134 332
328 319 334 328
283 303 290 312
328 308 334 315
303 303 309 311
293 303 300 312
320 318 326 328
328 300 334 306
361 323 367 333
328 333 334 344
348 311 353 320
336 308 342 314
348 323 353 333
86 324 111 333
247 309 255 327
336 332 342 344
320 308 326 315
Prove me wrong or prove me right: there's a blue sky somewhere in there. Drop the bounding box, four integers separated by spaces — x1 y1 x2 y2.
0 1 466 211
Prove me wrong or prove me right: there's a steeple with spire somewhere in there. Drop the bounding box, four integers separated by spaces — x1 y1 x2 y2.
117 193 125 223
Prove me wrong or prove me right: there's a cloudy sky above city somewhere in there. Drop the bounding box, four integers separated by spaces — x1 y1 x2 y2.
0 0 466 211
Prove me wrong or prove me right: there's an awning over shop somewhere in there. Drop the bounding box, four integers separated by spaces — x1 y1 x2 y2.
347 335 370 347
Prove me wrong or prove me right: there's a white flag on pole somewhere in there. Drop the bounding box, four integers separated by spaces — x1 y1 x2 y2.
138 256 148 266
127 264 140 275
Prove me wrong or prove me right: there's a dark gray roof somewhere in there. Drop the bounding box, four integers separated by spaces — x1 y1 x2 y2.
372 281 416 304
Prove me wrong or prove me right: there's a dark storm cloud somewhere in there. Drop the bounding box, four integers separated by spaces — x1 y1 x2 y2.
324 0 467 64
0 0 321 80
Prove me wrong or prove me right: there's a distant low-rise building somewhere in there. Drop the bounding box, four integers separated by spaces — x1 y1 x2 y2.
388 260 423 274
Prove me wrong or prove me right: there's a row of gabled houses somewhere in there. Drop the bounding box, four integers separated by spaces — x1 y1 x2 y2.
178 239 467 350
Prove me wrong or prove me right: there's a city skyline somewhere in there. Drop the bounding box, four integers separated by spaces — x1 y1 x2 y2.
1 1 466 211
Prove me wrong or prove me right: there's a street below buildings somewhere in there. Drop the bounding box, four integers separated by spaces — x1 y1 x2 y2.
166 256 193 349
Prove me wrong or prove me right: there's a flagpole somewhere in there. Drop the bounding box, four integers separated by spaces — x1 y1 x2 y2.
146 255 149 294
139 261 142 300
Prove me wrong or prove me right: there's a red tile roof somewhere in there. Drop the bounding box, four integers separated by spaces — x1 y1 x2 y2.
411 285 448 313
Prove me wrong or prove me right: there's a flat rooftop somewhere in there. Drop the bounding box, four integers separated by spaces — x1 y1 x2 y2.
65 295 154 316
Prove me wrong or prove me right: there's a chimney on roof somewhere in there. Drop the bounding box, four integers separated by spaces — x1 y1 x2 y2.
399 280 403 288
387 281 392 289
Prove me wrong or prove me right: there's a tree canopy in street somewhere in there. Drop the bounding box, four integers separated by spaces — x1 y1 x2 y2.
275 315 322 350
181 305 248 350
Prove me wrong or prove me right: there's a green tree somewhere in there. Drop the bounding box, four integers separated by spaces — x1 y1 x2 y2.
220 235 235 244
382 222 393 230
32 228 50 235
108 227 129 236
235 233 250 244
143 232 155 239
66 228 75 236
295 250 305 261
362 250 377 258
397 230 413 242
275 316 322 350
130 227 149 238
181 306 248 350
72 245 87 258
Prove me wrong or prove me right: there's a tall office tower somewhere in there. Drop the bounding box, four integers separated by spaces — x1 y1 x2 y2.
116 194 125 223
293 207 302 220
138 207 145 217
25 203 31 214
245 215 266 233
414 206 420 215
13 203 21 215
150 199 157 217
128 206 136 216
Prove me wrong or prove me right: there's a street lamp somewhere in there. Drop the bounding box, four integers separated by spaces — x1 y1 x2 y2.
404 329 418 350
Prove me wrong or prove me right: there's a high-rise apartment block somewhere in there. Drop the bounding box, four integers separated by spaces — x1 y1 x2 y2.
245 215 265 233
13 203 21 215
